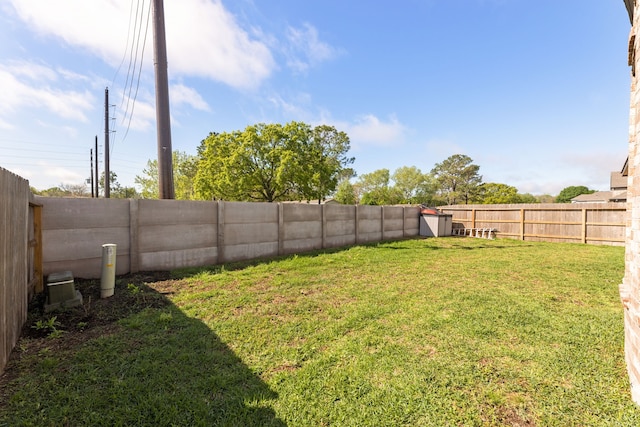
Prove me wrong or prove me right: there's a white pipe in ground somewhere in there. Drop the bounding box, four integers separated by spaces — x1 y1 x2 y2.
100 243 116 298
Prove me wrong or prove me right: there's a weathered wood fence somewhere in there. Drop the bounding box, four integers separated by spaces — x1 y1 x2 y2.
0 167 42 375
440 203 627 246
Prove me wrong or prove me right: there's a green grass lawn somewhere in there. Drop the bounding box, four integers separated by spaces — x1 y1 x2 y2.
1 238 639 426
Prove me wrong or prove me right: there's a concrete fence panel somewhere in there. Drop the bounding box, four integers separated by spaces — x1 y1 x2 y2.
281 203 323 254
325 204 357 248
404 206 420 237
221 202 279 263
357 205 383 243
38 197 130 277
383 206 405 240
137 200 218 271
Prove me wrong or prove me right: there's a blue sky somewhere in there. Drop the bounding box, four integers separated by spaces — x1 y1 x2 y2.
0 0 632 195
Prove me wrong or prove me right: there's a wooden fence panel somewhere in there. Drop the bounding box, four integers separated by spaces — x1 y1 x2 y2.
0 167 32 375
441 203 626 246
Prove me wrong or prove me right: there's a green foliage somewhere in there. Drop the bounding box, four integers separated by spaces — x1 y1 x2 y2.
135 151 199 200
355 166 436 205
356 169 402 205
391 166 437 204
431 154 482 205
98 171 139 198
32 316 64 338
195 122 353 202
516 192 539 203
556 185 595 203
333 180 357 204
477 183 541 204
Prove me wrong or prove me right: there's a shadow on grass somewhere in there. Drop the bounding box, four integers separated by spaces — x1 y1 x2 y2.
0 276 286 426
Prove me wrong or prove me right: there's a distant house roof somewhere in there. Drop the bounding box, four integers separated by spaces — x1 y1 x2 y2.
611 171 628 190
572 190 627 203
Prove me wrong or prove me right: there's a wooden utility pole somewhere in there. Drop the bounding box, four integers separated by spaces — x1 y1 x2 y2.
104 88 110 198
90 148 95 198
152 0 175 199
95 135 99 197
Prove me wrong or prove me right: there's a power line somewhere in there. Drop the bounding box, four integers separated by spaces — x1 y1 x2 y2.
119 0 152 145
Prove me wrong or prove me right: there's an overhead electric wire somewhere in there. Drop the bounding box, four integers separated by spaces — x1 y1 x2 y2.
119 0 151 145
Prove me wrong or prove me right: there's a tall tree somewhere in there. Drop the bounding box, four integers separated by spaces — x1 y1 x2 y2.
391 166 437 204
356 169 403 205
555 186 595 203
195 122 353 202
431 154 482 205
135 151 198 199
478 182 520 204
334 180 357 204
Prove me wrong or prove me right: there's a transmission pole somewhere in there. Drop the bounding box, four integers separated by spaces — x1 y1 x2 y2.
104 88 111 198
90 148 95 198
95 135 99 198
152 0 175 199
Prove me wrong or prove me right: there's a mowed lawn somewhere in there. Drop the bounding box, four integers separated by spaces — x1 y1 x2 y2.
1 238 640 426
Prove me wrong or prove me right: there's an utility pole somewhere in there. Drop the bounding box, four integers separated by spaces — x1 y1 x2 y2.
104 88 110 198
90 148 95 198
152 0 175 199
95 135 99 197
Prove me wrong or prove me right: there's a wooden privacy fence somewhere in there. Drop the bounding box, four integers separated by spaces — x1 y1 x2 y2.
0 167 42 375
440 203 627 246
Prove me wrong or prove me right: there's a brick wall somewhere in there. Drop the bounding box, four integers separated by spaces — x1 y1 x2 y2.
622 0 640 404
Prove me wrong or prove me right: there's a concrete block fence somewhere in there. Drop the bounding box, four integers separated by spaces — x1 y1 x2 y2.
37 197 420 279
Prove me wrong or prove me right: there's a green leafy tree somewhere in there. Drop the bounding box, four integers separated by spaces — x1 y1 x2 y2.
538 194 555 203
334 180 357 204
478 183 520 204
296 125 354 203
135 151 199 200
391 166 437 204
99 171 139 198
195 122 353 202
356 169 403 205
431 154 482 205
516 193 539 204
555 186 595 203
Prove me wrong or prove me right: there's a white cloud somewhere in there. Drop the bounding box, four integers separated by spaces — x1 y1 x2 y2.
343 114 406 147
285 23 343 72
8 0 275 89
170 83 211 112
0 62 95 121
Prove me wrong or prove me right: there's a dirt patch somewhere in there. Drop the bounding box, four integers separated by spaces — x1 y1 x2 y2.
0 272 178 398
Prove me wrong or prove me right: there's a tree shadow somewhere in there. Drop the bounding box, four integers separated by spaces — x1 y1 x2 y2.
0 276 286 426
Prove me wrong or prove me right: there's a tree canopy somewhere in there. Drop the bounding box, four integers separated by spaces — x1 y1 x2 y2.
555 186 595 203
430 154 482 205
136 151 198 200
194 122 353 202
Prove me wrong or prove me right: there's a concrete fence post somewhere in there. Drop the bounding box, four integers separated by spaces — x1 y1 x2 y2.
355 205 360 244
217 201 225 264
322 204 327 249
129 199 139 273
278 202 284 256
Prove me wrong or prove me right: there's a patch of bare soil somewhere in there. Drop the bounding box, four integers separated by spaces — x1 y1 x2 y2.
0 272 179 397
